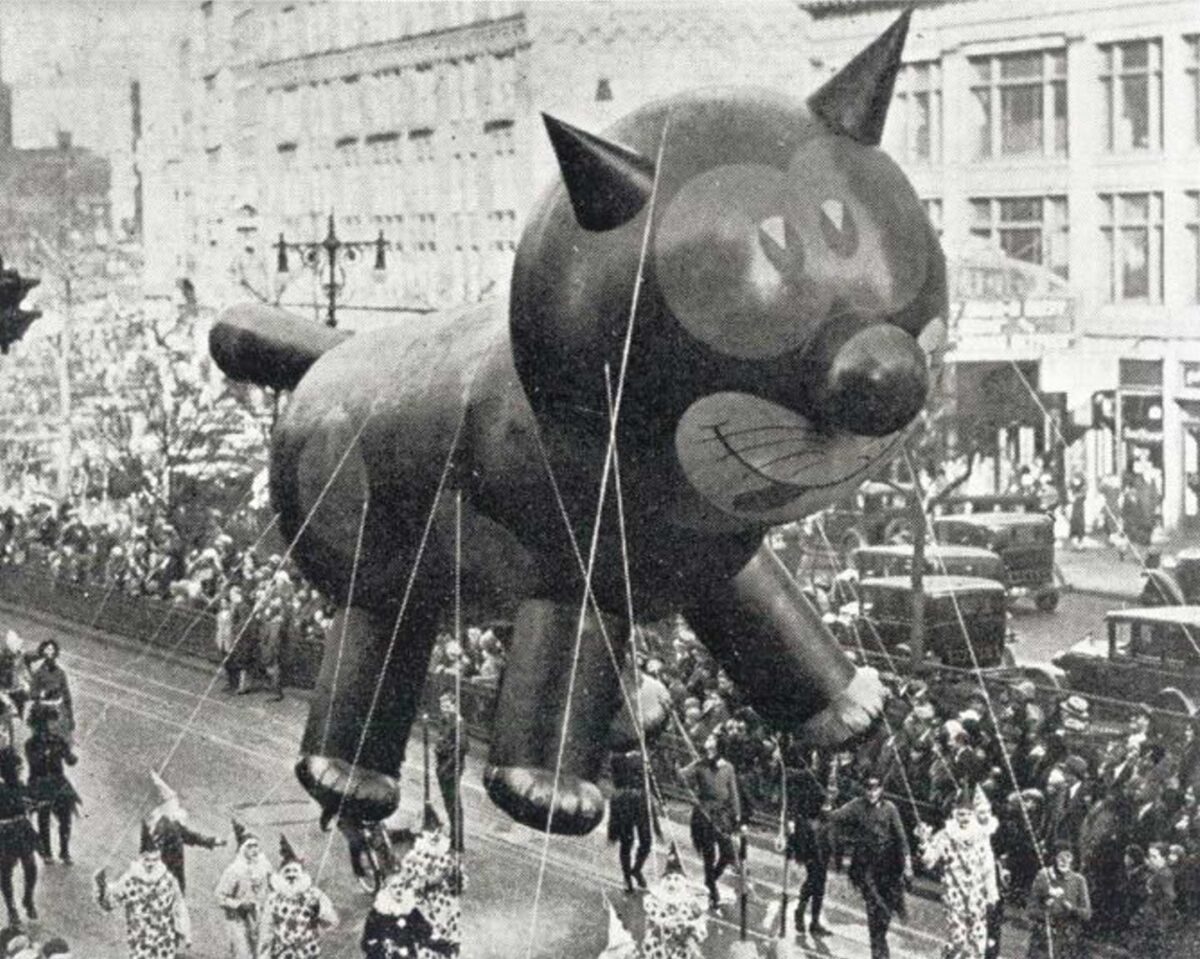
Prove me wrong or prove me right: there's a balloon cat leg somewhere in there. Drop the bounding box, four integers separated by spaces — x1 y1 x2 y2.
683 546 884 744
485 599 628 835
297 602 441 824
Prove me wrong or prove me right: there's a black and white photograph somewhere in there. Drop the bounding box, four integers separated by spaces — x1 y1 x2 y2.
0 0 1196 955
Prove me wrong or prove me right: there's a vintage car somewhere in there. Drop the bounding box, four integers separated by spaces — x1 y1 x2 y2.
837 574 1010 670
932 511 1058 611
853 543 1008 585
814 481 915 553
937 493 1041 515
1051 606 1200 716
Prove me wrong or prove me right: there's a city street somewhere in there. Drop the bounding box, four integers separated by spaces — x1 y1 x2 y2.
1009 589 1115 664
0 600 1030 959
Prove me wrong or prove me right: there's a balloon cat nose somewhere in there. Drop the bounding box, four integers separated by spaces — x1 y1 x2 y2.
806 322 929 437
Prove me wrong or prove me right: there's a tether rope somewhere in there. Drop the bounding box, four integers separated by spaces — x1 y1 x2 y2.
899 446 1054 957
312 405 468 885
96 406 379 868
523 111 671 959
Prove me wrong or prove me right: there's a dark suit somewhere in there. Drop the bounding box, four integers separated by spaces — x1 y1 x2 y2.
829 796 909 959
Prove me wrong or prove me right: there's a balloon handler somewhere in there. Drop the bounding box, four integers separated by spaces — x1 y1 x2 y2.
209 9 946 840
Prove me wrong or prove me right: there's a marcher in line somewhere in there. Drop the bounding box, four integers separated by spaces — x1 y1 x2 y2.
395 807 463 957
144 771 225 894
95 824 191 959
1026 843 1091 959
23 709 78 865
360 870 450 959
0 749 38 928
257 834 338 959
917 787 992 959
829 775 912 959
784 746 833 938
433 692 467 854
27 642 72 744
608 747 656 894
678 735 742 911
214 820 272 959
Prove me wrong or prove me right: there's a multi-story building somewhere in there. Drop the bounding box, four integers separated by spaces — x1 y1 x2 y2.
805 0 1200 531
147 0 811 315
142 0 1200 530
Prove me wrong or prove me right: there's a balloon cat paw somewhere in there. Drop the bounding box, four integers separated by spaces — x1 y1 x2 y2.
295 755 399 825
800 666 886 747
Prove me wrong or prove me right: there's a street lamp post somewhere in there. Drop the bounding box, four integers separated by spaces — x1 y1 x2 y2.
274 213 388 328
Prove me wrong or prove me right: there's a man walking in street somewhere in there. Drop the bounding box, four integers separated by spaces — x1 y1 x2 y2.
829 775 913 959
24 708 78 865
679 734 742 911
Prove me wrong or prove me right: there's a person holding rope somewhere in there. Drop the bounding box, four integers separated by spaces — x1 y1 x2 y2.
24 705 78 865
359 868 450 959
0 749 38 929
678 734 742 911
27 642 73 745
1026 842 1090 959
391 807 462 958
144 771 226 894
214 821 272 959
257 834 338 959
916 786 994 959
608 746 659 895
432 692 467 855
94 823 192 959
782 744 833 937
828 774 912 959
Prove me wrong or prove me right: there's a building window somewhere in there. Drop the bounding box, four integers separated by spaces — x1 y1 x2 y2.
969 49 1067 159
1188 190 1200 303
1100 39 1162 152
890 61 942 163
1188 36 1200 146
595 78 612 102
969 196 1069 278
1100 192 1163 302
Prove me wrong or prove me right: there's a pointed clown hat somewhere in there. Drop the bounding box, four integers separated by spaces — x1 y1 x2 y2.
278 833 302 867
663 840 685 877
149 770 179 806
4 629 22 654
139 821 158 854
598 895 637 958
231 818 257 849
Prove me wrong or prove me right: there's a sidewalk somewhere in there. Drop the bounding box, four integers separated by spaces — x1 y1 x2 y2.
1056 541 1145 601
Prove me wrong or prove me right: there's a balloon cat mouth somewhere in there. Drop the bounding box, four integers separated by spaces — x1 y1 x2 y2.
676 391 904 523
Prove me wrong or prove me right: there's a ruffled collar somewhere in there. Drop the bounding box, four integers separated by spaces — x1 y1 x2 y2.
269 871 313 896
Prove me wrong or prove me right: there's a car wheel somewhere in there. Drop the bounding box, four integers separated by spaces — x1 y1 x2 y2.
1152 687 1197 717
1034 590 1059 613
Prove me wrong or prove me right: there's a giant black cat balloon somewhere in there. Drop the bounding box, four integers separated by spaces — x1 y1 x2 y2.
211 12 947 835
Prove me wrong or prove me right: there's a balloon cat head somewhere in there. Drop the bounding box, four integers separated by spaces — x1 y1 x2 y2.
511 11 946 532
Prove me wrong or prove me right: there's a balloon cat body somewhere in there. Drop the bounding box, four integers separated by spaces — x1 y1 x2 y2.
210 13 947 835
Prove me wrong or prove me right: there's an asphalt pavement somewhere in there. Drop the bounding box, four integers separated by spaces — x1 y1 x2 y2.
0 600 1023 959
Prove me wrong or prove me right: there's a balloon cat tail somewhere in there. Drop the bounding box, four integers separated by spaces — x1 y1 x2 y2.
210 302 351 391
485 598 630 835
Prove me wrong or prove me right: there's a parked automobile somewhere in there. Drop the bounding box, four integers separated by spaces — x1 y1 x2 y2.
1051 606 1200 716
938 494 1041 515
932 511 1059 612
853 543 1008 585
815 481 914 553
836 574 1010 670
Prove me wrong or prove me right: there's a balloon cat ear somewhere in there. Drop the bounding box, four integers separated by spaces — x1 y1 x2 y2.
807 8 911 146
542 113 656 231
